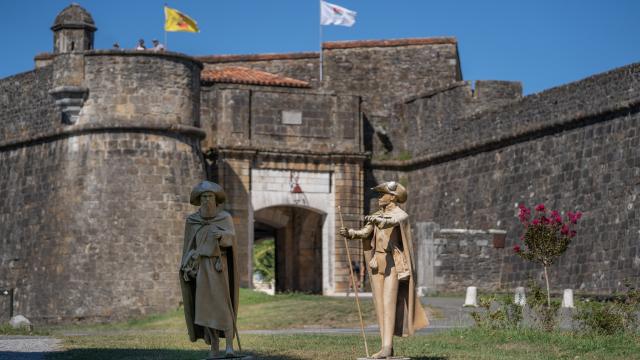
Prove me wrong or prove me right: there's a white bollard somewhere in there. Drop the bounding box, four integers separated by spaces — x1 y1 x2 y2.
562 289 574 308
514 286 526 306
463 286 478 307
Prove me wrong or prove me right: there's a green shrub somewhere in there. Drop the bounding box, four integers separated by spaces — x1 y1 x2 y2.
470 294 523 330
574 282 640 335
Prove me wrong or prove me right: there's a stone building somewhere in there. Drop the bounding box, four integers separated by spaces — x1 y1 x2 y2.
1 4 638 322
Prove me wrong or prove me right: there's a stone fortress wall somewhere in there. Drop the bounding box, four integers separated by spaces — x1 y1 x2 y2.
399 64 640 294
1 4 638 322
0 5 206 321
205 38 640 295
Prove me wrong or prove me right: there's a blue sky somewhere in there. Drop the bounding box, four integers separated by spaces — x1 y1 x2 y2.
2 0 639 94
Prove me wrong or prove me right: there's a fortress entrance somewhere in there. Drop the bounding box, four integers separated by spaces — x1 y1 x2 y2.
254 206 324 293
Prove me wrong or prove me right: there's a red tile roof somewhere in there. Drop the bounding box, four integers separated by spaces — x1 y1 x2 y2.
197 37 457 63
201 67 310 88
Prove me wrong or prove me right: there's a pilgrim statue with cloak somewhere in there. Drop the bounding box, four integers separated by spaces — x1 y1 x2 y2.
180 181 240 358
340 181 429 358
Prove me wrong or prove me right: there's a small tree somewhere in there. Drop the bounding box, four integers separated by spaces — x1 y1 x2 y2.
513 203 582 308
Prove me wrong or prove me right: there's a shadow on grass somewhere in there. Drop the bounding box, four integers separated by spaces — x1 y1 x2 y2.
36 349 450 360
42 348 307 360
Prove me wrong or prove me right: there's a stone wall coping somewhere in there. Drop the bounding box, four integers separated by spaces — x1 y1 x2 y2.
33 50 204 69
402 81 469 104
197 37 457 63
216 145 369 162
34 52 56 61
323 37 457 50
488 229 507 234
0 123 205 151
439 228 494 235
84 50 204 69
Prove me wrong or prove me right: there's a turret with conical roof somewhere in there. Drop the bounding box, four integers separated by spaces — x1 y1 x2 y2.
51 3 97 53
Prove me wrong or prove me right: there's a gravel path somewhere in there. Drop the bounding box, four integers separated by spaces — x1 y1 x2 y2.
0 336 60 360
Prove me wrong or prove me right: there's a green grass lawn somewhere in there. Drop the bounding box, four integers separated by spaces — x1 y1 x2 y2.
46 329 640 360
37 289 382 334
3 289 638 359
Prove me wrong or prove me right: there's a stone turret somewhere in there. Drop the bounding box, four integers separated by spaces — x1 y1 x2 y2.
51 3 96 53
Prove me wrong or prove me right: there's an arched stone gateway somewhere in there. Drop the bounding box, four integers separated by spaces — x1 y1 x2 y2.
254 205 325 293
251 169 334 294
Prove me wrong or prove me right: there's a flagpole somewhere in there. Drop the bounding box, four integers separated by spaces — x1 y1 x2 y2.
164 4 168 50
319 0 323 83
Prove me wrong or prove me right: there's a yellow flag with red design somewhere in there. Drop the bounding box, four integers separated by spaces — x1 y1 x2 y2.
164 6 199 32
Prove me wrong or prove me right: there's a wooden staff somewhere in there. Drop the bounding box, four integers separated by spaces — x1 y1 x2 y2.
338 206 370 358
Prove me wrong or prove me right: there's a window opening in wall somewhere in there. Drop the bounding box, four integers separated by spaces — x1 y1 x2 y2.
70 41 75 51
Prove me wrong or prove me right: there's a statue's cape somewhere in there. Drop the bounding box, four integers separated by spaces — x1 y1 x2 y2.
363 206 429 336
179 210 239 343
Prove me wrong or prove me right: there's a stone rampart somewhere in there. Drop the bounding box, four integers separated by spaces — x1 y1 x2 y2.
396 64 640 294
0 51 207 322
378 62 640 167
0 67 58 144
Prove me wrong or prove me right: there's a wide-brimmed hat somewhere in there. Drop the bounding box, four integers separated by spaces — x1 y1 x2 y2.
372 181 407 204
190 181 226 206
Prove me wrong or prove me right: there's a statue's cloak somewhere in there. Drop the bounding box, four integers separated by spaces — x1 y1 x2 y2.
363 206 429 336
180 210 239 343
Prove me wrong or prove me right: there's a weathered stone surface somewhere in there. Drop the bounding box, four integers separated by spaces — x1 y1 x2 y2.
0 133 205 322
9 315 32 329
0 48 206 322
401 67 640 293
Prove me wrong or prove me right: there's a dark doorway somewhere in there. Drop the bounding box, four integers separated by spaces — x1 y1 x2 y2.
253 206 324 294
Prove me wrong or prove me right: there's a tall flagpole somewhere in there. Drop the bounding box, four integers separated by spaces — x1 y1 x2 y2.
319 0 323 82
164 4 168 50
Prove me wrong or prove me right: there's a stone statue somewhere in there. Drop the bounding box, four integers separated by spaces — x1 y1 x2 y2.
340 181 428 358
180 181 239 358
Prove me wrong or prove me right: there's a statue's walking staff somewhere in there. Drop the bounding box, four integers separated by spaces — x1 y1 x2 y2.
338 206 370 358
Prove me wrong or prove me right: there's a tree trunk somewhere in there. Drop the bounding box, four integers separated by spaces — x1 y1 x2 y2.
543 265 551 308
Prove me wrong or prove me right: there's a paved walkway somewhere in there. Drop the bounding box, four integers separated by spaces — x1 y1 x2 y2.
0 336 60 360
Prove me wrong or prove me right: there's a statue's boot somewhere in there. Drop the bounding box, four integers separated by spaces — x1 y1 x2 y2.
370 346 393 358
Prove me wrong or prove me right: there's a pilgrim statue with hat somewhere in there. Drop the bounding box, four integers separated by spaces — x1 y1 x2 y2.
180 181 240 358
340 181 428 358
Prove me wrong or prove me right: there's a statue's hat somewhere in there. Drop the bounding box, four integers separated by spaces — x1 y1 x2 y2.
372 181 407 203
190 181 226 206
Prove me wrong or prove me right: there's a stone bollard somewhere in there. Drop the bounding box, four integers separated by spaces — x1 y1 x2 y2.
463 286 478 307
514 286 526 306
9 315 33 331
562 289 574 308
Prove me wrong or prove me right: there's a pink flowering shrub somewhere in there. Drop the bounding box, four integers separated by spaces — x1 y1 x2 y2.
514 203 581 264
514 203 582 307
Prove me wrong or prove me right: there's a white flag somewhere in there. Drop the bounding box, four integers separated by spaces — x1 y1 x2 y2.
321 1 356 27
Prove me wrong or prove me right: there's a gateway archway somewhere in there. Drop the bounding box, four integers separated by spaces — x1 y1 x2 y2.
250 169 336 293
254 205 325 293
